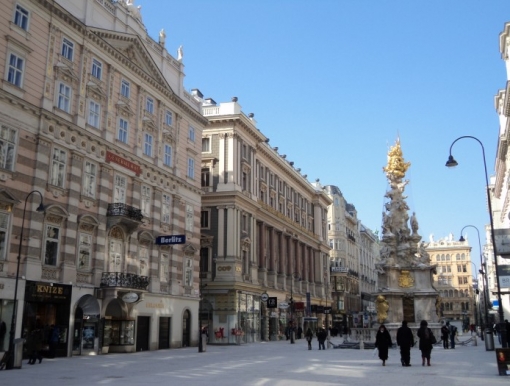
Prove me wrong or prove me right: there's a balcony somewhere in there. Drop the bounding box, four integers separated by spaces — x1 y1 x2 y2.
100 272 150 290
106 203 143 234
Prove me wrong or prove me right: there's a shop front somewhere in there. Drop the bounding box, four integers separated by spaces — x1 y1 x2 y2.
72 294 101 356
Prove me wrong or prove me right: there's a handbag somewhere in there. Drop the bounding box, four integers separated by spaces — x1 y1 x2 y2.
430 331 437 344
372 347 378 357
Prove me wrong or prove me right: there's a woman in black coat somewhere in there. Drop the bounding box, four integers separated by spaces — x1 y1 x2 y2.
375 324 392 366
417 320 435 366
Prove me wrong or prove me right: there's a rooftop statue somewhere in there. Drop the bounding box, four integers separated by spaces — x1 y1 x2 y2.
383 138 411 180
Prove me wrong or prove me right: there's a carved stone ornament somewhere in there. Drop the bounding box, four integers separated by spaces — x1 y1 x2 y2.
398 270 415 288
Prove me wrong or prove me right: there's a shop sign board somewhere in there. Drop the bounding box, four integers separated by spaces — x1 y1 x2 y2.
267 297 277 308
122 292 139 303
279 302 289 309
155 235 186 245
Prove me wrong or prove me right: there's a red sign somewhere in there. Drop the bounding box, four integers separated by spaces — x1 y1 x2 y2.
294 302 305 311
106 151 141 175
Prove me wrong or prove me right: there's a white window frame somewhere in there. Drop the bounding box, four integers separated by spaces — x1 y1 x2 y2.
146 96 154 114
139 245 149 276
202 137 210 152
61 37 74 61
0 212 10 261
121 79 130 98
186 204 194 232
144 133 153 157
118 118 128 143
187 157 195 179
162 193 171 224
57 82 71 113
78 233 92 270
7 52 24 88
160 253 169 282
114 174 127 204
188 125 195 142
184 258 193 287
141 185 151 217
87 100 101 128
164 144 172 167
91 58 102 80
83 161 97 198
44 224 60 266
201 210 210 229
50 147 66 188
13 4 30 31
165 110 173 126
109 238 123 272
0 125 17 171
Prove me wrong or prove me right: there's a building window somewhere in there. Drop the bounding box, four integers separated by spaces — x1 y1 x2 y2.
114 175 126 204
144 133 153 157
186 204 193 232
13 4 29 31
146 97 154 114
187 157 195 179
0 212 10 261
242 144 247 159
7 53 24 87
0 125 17 171
188 126 195 142
50 147 66 188
87 100 101 128
162 193 171 224
44 225 60 266
57 83 71 113
91 58 102 80
160 253 169 282
184 258 193 286
201 168 210 187
61 37 74 61
139 245 149 276
78 233 92 269
202 137 210 152
109 238 123 272
201 210 209 228
164 144 172 167
118 118 128 143
165 110 173 126
141 185 151 217
83 161 97 198
121 79 130 98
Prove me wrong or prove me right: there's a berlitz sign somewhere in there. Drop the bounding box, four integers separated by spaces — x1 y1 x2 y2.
155 235 186 245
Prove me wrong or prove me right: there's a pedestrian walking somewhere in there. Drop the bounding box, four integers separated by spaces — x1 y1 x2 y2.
449 323 457 349
26 328 43 365
396 320 414 367
417 320 436 366
441 322 450 349
305 328 313 350
375 324 392 366
317 328 327 350
297 326 303 340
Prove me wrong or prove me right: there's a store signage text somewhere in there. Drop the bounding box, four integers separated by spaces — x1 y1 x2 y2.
106 151 141 176
155 235 186 245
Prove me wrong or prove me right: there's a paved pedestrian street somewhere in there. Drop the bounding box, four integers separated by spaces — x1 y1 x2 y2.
1 337 509 386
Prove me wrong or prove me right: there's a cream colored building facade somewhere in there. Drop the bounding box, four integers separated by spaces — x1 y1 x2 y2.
199 97 331 342
0 0 205 356
426 235 476 330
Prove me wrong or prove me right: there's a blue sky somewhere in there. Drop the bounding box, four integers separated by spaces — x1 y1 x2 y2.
140 1 508 263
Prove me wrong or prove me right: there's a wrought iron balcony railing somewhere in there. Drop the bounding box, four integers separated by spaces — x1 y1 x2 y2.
107 203 143 222
100 272 150 290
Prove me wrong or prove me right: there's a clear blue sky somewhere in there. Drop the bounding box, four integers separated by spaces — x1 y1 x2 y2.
140 1 508 263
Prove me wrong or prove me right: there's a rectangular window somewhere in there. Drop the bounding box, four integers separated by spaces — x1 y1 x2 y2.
78 233 92 269
0 212 10 261
7 53 24 87
61 37 74 61
14 4 29 31
88 100 100 128
162 193 171 224
144 133 153 157
0 125 17 171
141 185 151 217
91 58 102 80
187 157 195 179
160 253 169 282
165 110 173 126
50 147 66 188
201 210 209 228
202 137 210 152
184 258 193 286
114 174 126 203
201 168 210 187
44 225 60 266
457 265 461 273
146 97 154 114
83 161 97 198
57 83 71 112
188 126 195 142
121 79 130 98
186 204 194 232
164 144 172 167
118 118 128 143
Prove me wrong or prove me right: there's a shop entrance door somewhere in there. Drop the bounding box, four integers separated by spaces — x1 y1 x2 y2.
158 317 171 349
182 310 190 347
136 316 150 351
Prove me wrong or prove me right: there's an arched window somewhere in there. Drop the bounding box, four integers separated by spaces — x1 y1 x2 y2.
446 254 450 261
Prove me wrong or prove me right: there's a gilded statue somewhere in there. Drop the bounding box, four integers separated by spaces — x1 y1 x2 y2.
383 138 411 179
375 295 389 324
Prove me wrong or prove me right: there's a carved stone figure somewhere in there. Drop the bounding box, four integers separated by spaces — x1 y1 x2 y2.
159 29 166 46
410 212 419 234
375 295 389 324
177 45 183 61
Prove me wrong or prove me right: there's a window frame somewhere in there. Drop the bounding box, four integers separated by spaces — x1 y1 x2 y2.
57 82 72 113
6 52 25 88
13 4 30 31
0 211 11 261
187 157 195 179
184 258 193 287
91 58 102 80
43 224 60 266
121 79 130 98
165 110 173 126
0 125 17 171
144 133 153 157
141 185 151 217
78 233 92 270
200 210 210 229
118 118 129 144
82 160 97 199
188 125 195 142
202 137 210 152
163 144 172 167
114 174 127 204
87 99 101 128
161 193 171 224
61 37 74 62
146 96 154 114
50 147 66 188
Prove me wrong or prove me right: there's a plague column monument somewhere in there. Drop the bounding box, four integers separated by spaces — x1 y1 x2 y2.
375 139 439 335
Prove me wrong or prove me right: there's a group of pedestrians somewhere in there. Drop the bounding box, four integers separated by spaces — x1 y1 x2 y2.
440 321 458 349
374 320 437 367
304 328 328 350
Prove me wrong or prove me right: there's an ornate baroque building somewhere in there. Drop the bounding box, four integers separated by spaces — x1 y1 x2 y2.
0 0 205 356
199 96 331 342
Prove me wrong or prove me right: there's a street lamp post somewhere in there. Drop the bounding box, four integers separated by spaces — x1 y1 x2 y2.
289 275 295 344
446 136 506 348
7 190 44 369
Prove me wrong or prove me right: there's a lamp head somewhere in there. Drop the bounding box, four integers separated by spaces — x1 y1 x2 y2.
459 235 465 242
445 155 458 167
36 203 45 212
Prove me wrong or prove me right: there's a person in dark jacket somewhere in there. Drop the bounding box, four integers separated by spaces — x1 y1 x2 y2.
375 324 392 366
441 322 450 349
417 320 435 366
317 328 327 350
305 328 313 350
396 320 414 366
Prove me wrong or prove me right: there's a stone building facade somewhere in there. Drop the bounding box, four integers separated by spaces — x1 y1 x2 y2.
0 0 205 356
